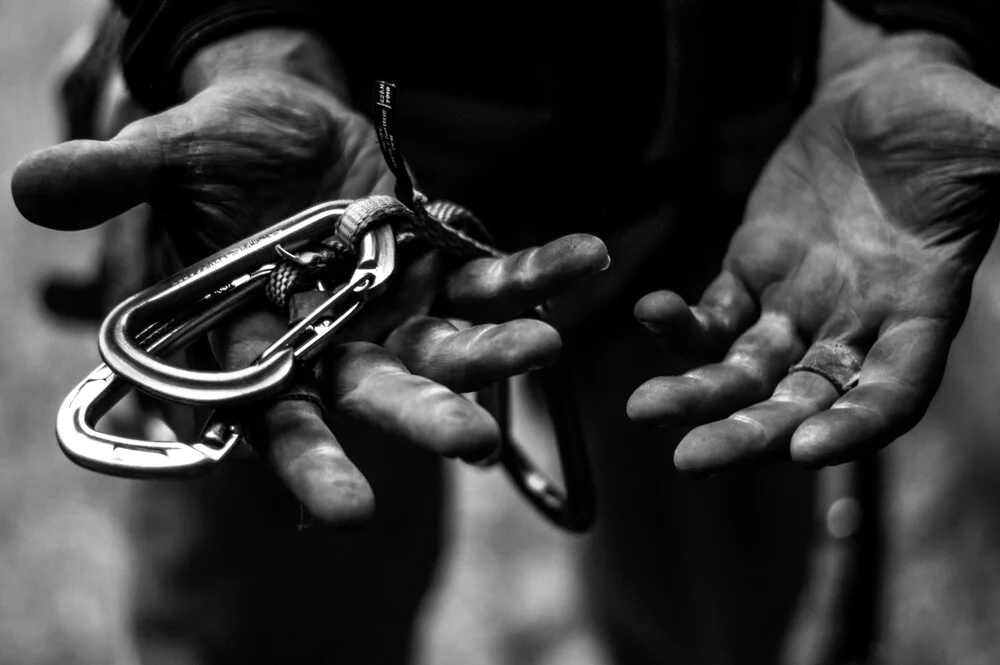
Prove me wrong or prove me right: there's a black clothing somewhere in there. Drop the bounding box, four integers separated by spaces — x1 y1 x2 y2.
116 0 1000 114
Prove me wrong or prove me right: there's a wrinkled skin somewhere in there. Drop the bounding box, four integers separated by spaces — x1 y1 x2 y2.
629 45 1000 475
12 34 609 525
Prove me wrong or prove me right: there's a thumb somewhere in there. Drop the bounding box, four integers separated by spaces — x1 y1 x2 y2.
12 121 164 230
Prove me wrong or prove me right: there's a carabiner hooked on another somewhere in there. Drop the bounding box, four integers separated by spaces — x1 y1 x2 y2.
61 201 397 477
256 223 395 367
99 202 395 407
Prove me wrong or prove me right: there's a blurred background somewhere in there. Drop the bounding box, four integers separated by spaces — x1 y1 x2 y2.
2 1 1000 664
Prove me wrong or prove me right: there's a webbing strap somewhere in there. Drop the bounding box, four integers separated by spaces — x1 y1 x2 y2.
264 194 502 310
336 195 410 246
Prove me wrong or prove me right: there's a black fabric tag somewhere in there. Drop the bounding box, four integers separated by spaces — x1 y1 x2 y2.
373 81 416 206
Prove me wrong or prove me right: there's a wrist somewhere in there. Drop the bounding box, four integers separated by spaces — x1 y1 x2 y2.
181 28 350 102
820 1 970 90
818 38 970 109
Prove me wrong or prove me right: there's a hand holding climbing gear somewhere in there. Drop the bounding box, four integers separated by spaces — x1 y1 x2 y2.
97 201 394 406
59 200 385 476
57 194 596 532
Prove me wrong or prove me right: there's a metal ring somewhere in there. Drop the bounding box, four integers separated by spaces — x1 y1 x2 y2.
788 341 863 395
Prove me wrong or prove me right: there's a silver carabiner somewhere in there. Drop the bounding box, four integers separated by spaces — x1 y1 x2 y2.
98 201 394 407
56 266 266 477
57 364 244 478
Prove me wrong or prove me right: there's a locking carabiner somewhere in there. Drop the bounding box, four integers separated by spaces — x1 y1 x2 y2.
99 201 395 407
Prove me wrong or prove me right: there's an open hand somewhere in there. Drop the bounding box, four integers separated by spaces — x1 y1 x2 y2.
628 43 1000 475
12 29 609 522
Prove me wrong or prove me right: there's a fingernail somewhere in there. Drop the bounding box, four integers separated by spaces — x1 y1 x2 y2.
600 255 612 272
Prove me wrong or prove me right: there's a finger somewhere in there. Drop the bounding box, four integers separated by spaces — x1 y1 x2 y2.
673 370 840 476
12 118 166 230
790 319 950 467
212 304 375 526
384 317 561 393
634 271 758 358
627 312 805 425
209 299 289 371
445 233 609 322
322 342 500 463
242 391 375 527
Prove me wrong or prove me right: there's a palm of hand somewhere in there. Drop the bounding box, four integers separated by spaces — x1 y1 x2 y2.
126 73 392 259
629 59 1000 472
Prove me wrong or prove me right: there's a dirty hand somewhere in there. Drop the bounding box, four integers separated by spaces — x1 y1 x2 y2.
628 36 1000 475
12 28 608 522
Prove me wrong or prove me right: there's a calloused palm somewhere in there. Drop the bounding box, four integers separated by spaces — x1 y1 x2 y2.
628 52 1000 474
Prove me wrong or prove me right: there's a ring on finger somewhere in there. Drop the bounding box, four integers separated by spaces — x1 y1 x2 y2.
787 341 862 395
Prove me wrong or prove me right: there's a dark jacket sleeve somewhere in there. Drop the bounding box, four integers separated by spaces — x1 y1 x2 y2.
118 0 1000 111
115 0 332 110
837 0 1000 80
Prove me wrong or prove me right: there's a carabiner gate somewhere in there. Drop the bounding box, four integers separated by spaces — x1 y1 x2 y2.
259 223 395 366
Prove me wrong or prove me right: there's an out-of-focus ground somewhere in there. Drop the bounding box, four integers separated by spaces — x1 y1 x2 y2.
3 2 1000 665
